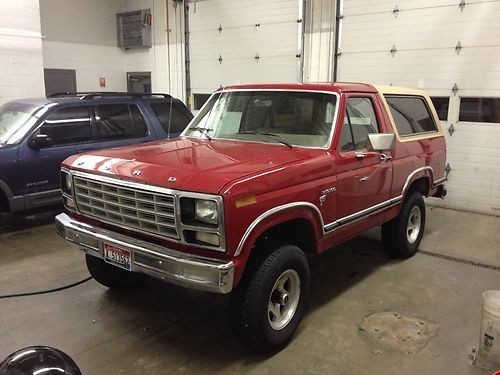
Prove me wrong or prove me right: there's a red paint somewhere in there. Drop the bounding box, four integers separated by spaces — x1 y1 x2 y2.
62 83 446 287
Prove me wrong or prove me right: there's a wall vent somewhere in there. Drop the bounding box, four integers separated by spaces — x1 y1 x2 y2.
117 9 152 49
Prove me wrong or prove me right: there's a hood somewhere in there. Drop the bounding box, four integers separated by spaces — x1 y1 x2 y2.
64 138 311 194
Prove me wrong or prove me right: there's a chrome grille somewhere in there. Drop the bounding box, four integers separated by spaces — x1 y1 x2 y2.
73 176 178 239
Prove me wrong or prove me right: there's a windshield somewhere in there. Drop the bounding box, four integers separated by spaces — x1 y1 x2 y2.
0 103 42 144
183 91 338 148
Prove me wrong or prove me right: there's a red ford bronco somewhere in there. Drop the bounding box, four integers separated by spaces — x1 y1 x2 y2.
56 83 446 352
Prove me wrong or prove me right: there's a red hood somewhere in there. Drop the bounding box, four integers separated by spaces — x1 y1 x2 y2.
64 137 312 194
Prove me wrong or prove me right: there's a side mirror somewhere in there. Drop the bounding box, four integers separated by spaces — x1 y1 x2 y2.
368 133 395 152
29 134 53 149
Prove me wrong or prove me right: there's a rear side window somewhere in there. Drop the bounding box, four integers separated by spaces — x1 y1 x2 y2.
340 97 379 152
40 106 92 146
94 104 147 140
151 102 191 134
385 96 437 136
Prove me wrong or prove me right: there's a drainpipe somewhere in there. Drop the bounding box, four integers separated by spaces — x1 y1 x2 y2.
297 0 306 83
333 0 343 82
184 0 191 110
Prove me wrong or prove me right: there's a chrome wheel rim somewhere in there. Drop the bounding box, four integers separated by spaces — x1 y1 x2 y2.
268 269 301 331
407 206 422 244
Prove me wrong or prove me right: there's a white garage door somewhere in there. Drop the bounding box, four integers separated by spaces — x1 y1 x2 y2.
337 0 500 215
188 0 302 108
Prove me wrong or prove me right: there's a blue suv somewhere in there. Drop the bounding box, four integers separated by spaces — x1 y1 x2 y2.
0 92 192 213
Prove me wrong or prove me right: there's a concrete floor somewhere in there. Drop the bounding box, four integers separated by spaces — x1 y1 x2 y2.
0 206 499 374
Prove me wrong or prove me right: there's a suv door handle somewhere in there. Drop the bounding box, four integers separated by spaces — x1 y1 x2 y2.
78 148 95 153
355 152 366 159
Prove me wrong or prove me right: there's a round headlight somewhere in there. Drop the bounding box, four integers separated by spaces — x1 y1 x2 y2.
195 199 218 224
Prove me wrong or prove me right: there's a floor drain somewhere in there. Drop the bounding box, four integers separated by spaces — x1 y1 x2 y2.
418 249 500 272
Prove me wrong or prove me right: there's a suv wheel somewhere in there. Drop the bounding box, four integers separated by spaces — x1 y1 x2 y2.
230 244 310 353
85 254 148 289
382 191 426 258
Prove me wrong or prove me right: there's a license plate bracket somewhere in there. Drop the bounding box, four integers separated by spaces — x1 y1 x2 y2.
103 243 132 271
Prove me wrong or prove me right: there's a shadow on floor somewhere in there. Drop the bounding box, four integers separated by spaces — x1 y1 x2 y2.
82 233 394 371
0 206 63 233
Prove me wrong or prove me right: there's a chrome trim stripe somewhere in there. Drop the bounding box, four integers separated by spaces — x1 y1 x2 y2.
400 167 432 197
324 196 403 232
433 177 446 186
56 213 234 294
234 202 325 257
234 166 438 256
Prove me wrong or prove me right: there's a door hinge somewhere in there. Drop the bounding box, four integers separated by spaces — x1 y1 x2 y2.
445 163 452 180
448 123 455 136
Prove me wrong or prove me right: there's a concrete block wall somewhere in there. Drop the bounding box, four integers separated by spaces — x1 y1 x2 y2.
40 0 127 93
40 0 186 101
0 0 45 104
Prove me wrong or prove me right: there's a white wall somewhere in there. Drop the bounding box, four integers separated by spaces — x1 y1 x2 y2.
0 0 45 104
40 0 127 92
40 0 185 100
122 0 186 102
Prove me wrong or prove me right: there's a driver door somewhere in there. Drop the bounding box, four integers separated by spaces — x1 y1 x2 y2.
19 105 95 207
334 95 393 231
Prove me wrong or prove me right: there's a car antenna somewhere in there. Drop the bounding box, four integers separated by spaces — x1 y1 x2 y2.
167 95 173 138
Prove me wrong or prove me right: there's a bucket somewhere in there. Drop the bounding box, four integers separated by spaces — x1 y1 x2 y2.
479 290 500 365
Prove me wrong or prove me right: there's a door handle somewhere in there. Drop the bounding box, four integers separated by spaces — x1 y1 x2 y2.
380 153 392 162
355 151 366 159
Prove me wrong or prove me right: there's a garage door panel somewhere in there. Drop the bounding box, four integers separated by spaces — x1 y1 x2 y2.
344 0 463 16
190 0 298 31
190 24 298 60
340 0 500 215
189 0 299 94
191 56 297 91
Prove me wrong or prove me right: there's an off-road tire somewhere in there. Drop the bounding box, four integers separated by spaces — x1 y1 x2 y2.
230 244 310 353
85 254 148 289
382 191 426 259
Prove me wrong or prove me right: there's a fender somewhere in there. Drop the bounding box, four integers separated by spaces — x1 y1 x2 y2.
234 202 325 258
401 166 434 199
0 179 24 212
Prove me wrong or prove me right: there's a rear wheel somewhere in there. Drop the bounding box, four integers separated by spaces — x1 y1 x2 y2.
230 243 310 353
85 254 148 289
382 191 426 258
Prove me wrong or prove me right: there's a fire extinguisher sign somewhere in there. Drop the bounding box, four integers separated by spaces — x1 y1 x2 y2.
99 77 106 88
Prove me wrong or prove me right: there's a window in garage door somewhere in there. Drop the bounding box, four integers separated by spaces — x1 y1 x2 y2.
459 98 500 123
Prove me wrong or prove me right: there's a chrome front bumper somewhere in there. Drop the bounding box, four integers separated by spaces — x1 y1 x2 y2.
55 213 234 294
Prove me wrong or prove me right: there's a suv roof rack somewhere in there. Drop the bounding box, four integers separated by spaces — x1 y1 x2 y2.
47 92 173 100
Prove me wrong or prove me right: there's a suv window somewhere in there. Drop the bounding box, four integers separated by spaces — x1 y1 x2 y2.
94 104 148 140
340 97 379 152
39 106 92 146
385 96 437 136
151 102 191 133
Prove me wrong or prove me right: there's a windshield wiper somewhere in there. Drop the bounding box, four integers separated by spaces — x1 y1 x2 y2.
237 131 293 148
191 127 213 140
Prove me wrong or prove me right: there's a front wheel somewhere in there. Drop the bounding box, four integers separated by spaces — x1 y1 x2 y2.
85 254 148 289
230 244 310 353
382 191 426 258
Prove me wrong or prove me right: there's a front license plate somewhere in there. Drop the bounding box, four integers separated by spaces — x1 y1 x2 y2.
103 243 132 271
